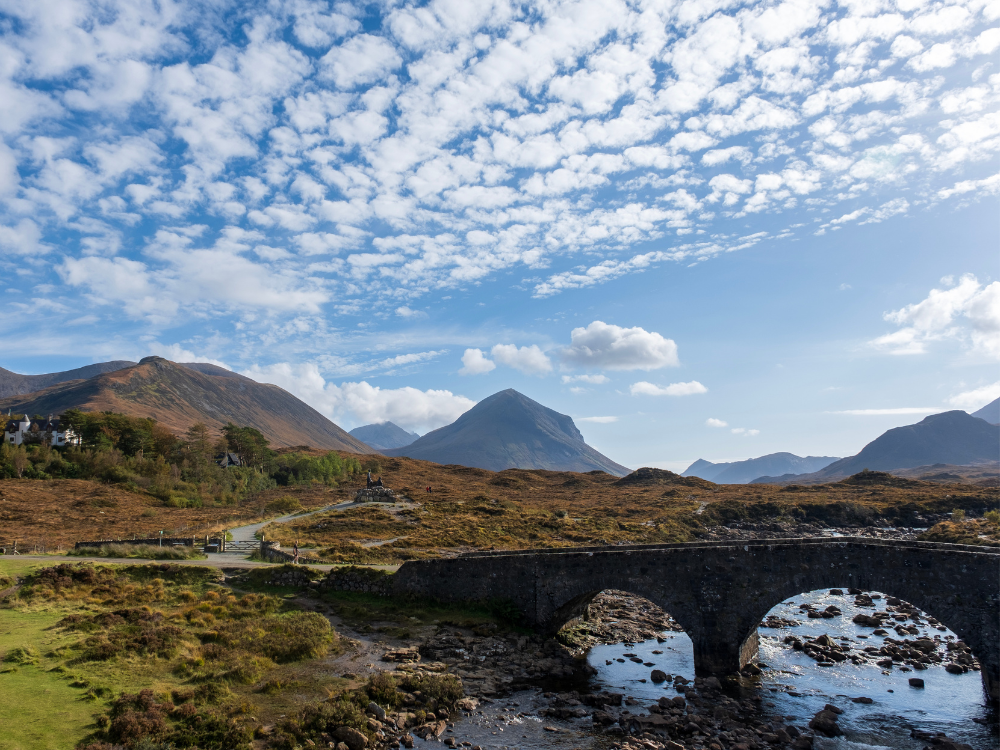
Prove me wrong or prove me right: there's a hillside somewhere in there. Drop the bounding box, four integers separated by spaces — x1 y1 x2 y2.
972 396 1000 425
349 421 418 450
0 360 135 398
764 411 1000 483
0 356 374 452
384 388 629 475
682 452 839 484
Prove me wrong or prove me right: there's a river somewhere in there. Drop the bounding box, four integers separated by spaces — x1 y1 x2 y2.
426 590 997 750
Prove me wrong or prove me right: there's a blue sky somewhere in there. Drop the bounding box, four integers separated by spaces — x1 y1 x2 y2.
1 0 997 470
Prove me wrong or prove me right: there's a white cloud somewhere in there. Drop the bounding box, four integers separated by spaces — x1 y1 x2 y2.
730 427 760 436
242 362 474 432
630 381 708 396
705 418 728 427
870 274 1000 358
948 382 1000 411
320 34 402 88
459 348 496 375
491 344 553 375
561 374 610 384
830 407 943 416
561 321 679 370
578 416 618 423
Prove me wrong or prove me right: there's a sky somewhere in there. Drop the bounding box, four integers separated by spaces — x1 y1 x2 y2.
0 0 997 471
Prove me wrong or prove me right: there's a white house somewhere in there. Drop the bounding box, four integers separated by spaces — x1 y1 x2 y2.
4 414 81 447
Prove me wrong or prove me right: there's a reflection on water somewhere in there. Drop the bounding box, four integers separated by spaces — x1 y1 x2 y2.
437 590 996 750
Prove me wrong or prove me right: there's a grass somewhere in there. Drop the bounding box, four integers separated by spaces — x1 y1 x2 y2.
67 543 208 560
0 607 97 750
0 559 348 749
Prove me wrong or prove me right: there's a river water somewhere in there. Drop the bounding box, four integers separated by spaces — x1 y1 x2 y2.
429 590 998 750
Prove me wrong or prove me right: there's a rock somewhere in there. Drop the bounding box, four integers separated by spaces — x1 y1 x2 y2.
650 669 667 683
945 663 965 674
334 727 369 750
401 735 414 749
851 697 874 704
908 678 925 688
823 704 843 715
853 613 881 627
792 736 814 750
702 676 722 690
829 589 843 595
368 702 386 721
455 698 479 712
809 709 843 737
664 743 684 750
336 743 350 750
444 739 456 748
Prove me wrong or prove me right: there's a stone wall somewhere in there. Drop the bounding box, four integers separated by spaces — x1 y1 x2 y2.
392 537 1000 702
74 537 196 549
258 541 296 563
321 566 394 596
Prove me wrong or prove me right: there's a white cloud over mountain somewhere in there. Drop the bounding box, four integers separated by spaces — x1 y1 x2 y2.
242 362 474 432
0 0 996 335
630 380 707 396
870 274 1000 358
561 321 679 370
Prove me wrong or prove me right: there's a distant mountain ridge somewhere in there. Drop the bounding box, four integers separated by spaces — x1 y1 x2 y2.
0 357 373 452
682 452 840 484
972 396 1000 425
754 411 999 484
384 388 629 475
0 361 136 398
349 422 419 451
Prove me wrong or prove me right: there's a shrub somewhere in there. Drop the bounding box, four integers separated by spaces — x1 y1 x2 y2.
3 646 39 666
366 672 400 708
103 689 170 744
205 612 334 662
266 496 303 514
952 508 966 522
986 510 1000 524
398 673 463 706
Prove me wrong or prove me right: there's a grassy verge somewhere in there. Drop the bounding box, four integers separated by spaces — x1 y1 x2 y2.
0 559 344 750
67 544 208 560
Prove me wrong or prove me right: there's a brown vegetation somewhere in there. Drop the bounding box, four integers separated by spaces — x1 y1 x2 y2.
258 457 1000 562
3 453 997 553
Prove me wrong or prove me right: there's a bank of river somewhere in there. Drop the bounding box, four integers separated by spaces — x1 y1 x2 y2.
421 591 996 750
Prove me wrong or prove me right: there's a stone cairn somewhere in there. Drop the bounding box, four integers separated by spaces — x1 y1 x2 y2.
354 486 396 502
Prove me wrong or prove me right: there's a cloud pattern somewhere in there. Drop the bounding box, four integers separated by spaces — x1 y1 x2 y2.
0 0 997 336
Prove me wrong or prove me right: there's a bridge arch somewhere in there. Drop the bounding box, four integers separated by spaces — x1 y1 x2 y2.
391 538 1000 702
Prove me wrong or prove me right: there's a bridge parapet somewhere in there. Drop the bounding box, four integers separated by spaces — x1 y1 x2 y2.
393 538 1000 703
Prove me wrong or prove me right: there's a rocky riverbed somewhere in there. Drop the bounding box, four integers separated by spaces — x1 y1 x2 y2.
264 580 995 750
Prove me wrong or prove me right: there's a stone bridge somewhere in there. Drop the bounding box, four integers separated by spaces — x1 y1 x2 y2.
392 538 1000 702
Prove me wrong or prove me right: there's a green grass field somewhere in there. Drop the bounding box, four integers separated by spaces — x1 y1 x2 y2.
0 584 96 749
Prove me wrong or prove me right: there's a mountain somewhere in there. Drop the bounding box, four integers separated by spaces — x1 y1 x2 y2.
0 361 136 398
349 422 419 450
762 411 1000 483
0 356 374 452
682 452 840 484
971 396 1000 425
383 388 630 475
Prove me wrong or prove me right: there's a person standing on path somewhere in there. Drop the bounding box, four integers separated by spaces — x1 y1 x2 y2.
293 541 299 565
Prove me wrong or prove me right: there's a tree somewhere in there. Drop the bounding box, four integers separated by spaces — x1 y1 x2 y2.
222 423 271 470
185 423 213 462
11 446 28 478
